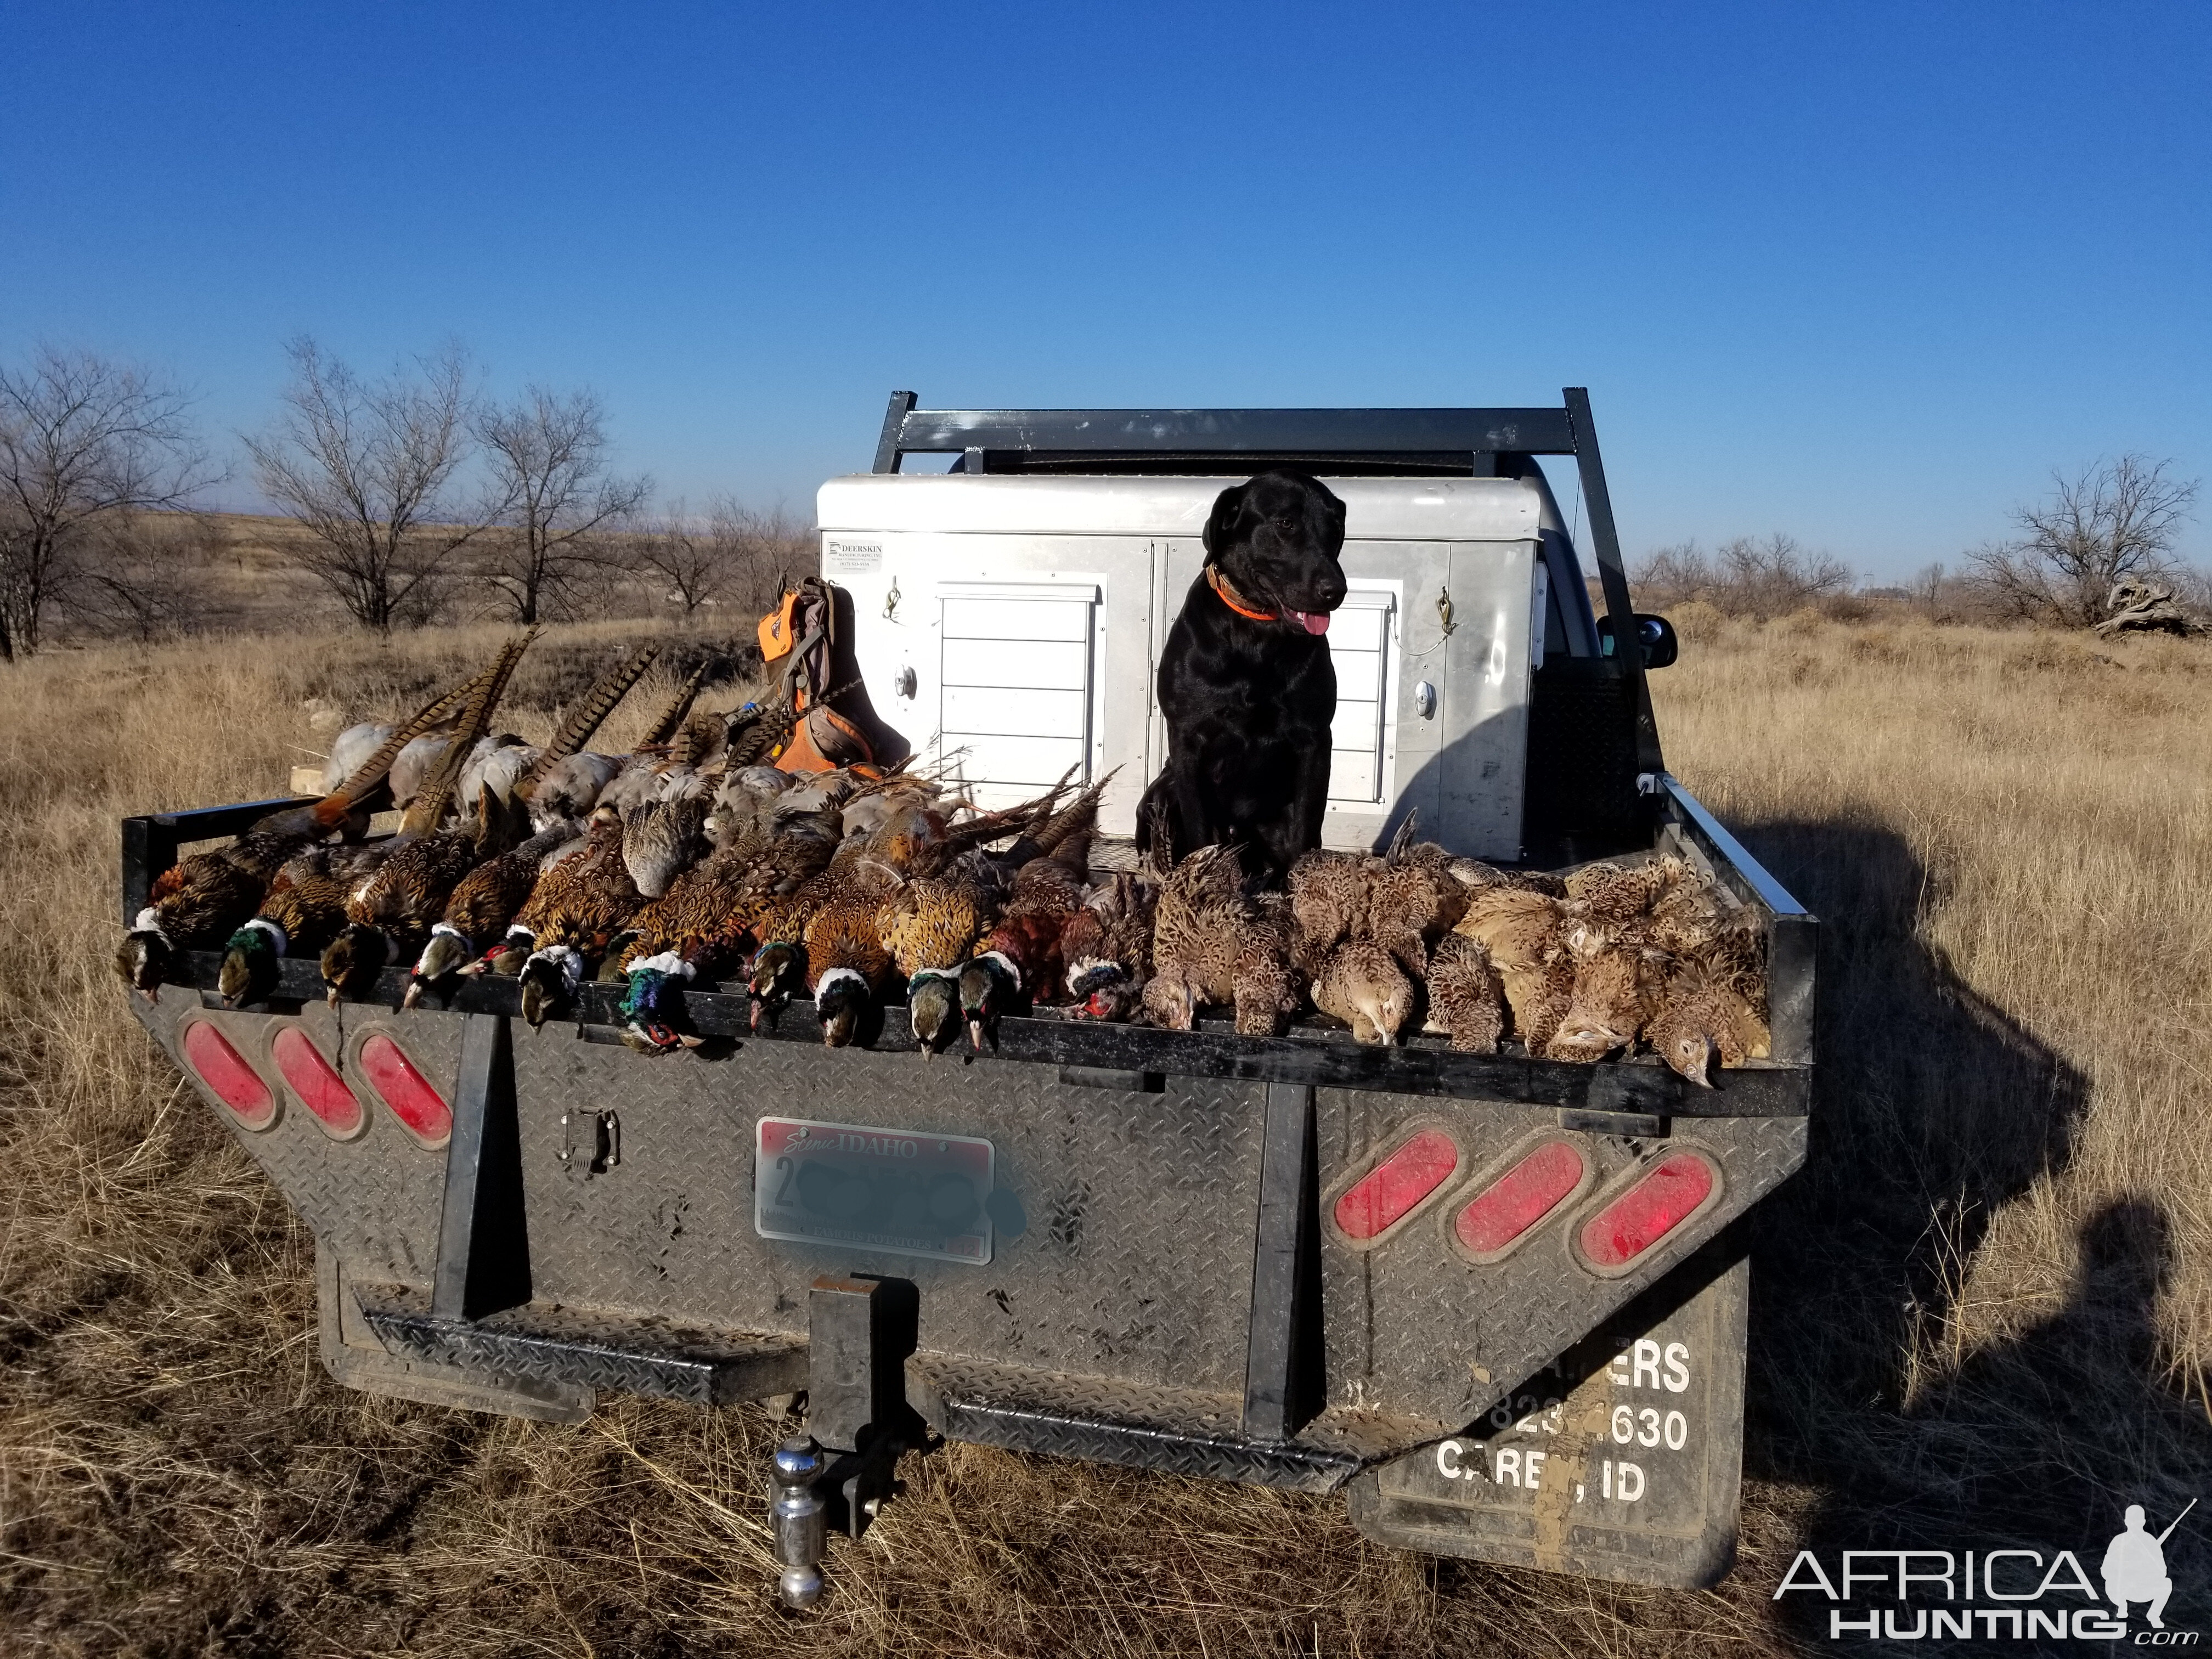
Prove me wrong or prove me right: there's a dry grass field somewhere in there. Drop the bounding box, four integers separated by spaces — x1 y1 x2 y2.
3 611 2210 1656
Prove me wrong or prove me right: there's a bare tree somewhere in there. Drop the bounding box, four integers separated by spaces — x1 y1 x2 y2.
1908 561 1949 623
0 346 217 659
65 512 231 641
1629 540 1718 609
627 495 806 620
473 387 650 623
628 498 730 617
1967 455 2200 628
244 337 488 631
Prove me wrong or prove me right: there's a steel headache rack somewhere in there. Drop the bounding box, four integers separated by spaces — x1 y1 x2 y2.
122 391 1814 1604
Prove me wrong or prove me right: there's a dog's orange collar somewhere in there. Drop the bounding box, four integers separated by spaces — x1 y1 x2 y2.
1205 565 1275 623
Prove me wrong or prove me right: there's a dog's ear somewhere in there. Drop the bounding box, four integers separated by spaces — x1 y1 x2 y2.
1315 481 1348 553
1203 482 1248 559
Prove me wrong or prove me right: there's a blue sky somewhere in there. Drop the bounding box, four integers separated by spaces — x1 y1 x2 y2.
3 1 2205 578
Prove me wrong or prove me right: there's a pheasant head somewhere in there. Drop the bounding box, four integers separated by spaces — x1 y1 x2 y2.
747 940 804 1032
218 919 287 1006
957 952 1023 1052
907 969 961 1056
518 946 581 1029
1649 1012 1716 1087
619 951 698 1052
116 919 171 999
1141 967 1198 1031
405 924 475 1008
1072 974 1145 1023
320 923 390 1008
812 966 871 1048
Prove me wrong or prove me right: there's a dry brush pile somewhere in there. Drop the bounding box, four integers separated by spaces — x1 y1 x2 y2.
3 614 2210 1656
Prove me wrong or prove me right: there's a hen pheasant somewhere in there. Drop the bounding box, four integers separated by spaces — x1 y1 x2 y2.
1143 844 1301 1037
1423 932 1505 1053
1313 941 1416 1046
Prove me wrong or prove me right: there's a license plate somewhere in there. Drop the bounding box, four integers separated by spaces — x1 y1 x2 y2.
754 1117 996 1265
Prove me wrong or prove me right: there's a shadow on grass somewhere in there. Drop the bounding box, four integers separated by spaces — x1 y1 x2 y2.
1722 815 2211 1650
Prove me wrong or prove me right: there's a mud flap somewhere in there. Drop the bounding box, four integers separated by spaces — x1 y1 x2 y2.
1346 1243 1748 1589
315 1239 594 1424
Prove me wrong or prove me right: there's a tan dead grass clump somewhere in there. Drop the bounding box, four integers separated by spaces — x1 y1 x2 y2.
2 614 2209 1655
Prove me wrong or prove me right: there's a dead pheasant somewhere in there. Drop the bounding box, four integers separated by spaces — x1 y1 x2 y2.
216 841 400 1005
803 889 899 1048
611 794 844 1049
953 777 1112 1043
503 806 646 1026
1287 849 1369 972
878 874 990 1054
183 669 503 1005
1423 932 1505 1053
404 819 583 1006
1313 941 1416 1046
1643 955 1770 1084
1143 844 1301 1037
1545 944 1655 1064
1060 871 1158 1008
403 647 661 1004
320 634 534 1005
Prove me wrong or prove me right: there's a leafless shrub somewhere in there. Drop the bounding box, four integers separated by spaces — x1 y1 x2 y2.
473 387 651 623
1632 533 1857 619
1965 454 2199 628
244 337 493 632
0 346 219 658
59 512 233 641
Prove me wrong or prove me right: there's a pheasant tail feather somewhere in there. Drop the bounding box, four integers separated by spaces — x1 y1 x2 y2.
405 631 537 834
638 660 710 752
312 658 509 828
517 642 661 799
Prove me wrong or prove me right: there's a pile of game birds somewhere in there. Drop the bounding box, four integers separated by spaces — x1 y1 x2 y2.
117 638 1767 1084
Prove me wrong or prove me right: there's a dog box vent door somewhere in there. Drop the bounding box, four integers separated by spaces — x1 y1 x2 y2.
1327 588 1400 806
938 582 1104 809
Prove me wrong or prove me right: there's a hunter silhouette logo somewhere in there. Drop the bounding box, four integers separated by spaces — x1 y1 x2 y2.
2106 1501 2192 1630
1775 1499 2197 1641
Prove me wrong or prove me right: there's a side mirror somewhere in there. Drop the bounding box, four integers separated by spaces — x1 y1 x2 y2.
1598 613 1679 669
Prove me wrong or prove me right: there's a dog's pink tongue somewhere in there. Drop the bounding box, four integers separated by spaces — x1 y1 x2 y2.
1293 610 1330 635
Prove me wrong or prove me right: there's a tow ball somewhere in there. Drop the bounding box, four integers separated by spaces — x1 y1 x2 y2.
770 1274 928 1609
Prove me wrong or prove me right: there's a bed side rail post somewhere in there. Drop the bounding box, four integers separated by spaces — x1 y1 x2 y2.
1244 1083 1323 1441
433 1012 532 1320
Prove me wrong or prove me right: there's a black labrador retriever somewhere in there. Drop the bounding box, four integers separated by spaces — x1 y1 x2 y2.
1136 469 1348 883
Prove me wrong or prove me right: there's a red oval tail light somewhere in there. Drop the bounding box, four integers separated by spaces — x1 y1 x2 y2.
272 1026 363 1137
1577 1152 1718 1272
359 1034 453 1147
181 1022 276 1129
1333 1128 1459 1242
1453 1139 1587 1259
